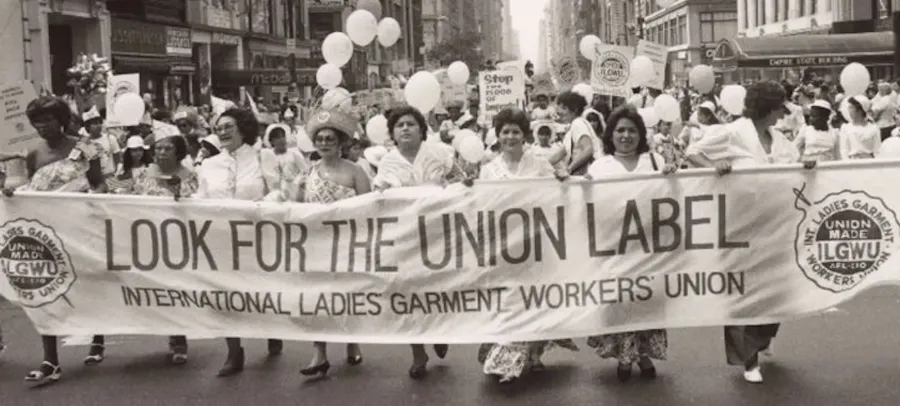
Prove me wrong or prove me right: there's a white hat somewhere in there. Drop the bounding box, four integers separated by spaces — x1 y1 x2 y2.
126 135 149 150
263 123 292 146
173 111 189 121
82 106 101 122
200 134 222 151
811 99 832 111
698 101 717 112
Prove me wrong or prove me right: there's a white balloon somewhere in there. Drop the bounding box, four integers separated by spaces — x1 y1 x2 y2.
572 83 594 104
653 94 680 122
377 18 402 47
321 87 352 111
447 61 470 85
322 32 354 67
840 62 871 97
458 134 485 163
114 93 146 126
638 107 660 127
452 129 477 151
579 35 602 60
346 10 378 46
720 85 747 116
404 71 442 113
689 64 715 94
315 64 343 90
630 56 656 86
365 115 390 145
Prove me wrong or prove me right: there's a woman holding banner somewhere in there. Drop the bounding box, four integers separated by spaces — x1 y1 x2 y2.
85 131 198 367
199 107 285 377
291 109 370 377
685 81 814 384
6 96 106 384
584 106 676 382
476 107 576 383
373 105 462 379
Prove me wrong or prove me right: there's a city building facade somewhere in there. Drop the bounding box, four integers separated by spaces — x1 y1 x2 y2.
477 0 504 62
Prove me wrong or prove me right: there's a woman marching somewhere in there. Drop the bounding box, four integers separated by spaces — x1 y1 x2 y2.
584 106 677 382
291 109 370 378
794 100 841 162
476 107 576 384
685 81 815 384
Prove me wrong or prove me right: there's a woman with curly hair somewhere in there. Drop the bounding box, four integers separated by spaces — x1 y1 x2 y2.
686 80 814 384
5 96 106 384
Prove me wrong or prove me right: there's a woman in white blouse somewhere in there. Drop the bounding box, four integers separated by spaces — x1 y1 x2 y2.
477 108 575 384
585 107 675 383
200 108 284 377
794 99 840 161
547 91 603 175
839 96 881 159
372 106 463 379
685 81 814 384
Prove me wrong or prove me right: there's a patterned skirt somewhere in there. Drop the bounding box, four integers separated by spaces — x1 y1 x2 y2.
587 329 667 364
480 339 580 380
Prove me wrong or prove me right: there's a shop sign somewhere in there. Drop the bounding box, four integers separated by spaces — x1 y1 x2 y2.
211 69 316 87
166 27 192 57
735 53 892 69
212 33 241 46
111 19 167 56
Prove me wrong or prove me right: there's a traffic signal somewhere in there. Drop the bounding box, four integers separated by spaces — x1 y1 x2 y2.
524 60 534 78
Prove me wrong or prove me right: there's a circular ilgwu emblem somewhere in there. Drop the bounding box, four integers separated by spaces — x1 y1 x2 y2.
0 219 76 308
794 189 899 293
555 57 579 85
597 51 629 86
317 112 331 123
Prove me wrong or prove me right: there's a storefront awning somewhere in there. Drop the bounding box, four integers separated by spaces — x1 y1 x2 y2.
211 69 316 87
712 32 894 70
113 55 170 74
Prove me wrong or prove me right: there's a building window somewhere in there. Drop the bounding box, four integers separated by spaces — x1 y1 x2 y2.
800 0 805 17
677 15 686 45
758 3 765 26
783 0 790 20
700 12 737 43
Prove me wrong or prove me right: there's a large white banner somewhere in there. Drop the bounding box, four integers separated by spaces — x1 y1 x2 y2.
2 161 900 343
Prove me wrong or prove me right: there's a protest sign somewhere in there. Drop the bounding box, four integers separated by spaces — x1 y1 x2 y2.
106 74 141 127
551 56 580 89
3 161 900 343
633 40 669 89
590 44 635 98
0 81 40 152
433 69 468 108
478 68 526 125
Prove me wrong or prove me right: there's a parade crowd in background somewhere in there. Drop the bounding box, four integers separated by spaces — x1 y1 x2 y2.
2 59 900 388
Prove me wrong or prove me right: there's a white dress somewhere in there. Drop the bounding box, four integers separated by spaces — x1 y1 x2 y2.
373 142 454 188
587 152 665 178
196 144 266 201
479 149 555 180
685 117 799 168
839 122 881 159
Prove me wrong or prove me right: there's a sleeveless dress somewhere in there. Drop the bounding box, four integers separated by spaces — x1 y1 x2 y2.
302 162 357 203
131 165 199 197
19 139 100 192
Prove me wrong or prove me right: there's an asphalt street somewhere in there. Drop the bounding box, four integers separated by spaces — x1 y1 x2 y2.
1 288 900 406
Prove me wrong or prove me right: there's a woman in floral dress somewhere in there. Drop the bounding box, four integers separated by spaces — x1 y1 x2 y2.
85 133 198 366
476 107 576 384
6 96 106 384
585 107 677 383
291 109 370 378
107 135 152 194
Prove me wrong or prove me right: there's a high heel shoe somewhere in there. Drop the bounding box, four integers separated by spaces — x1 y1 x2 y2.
346 344 363 365
217 347 244 377
267 339 283 356
300 361 331 376
25 361 61 384
84 343 105 366
617 363 632 382
408 363 427 380
433 344 448 359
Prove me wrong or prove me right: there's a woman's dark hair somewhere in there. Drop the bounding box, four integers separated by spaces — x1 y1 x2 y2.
155 135 189 162
268 126 287 142
219 108 259 146
26 96 71 127
492 107 530 136
602 106 650 156
846 97 865 119
357 136 372 149
556 91 588 116
584 110 606 134
122 146 153 174
387 105 428 140
743 81 787 120
152 109 172 123
200 140 221 157
280 104 299 119
809 106 831 131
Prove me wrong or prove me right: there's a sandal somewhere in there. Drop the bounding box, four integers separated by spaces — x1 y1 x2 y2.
25 361 61 383
84 343 105 366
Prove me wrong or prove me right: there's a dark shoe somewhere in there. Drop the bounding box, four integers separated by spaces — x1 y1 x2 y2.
217 347 244 377
617 363 632 382
300 361 330 376
267 339 283 356
477 343 492 364
433 344 448 359
25 361 61 384
408 363 427 380
639 365 657 379
170 348 188 365
84 343 105 366
347 355 363 365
